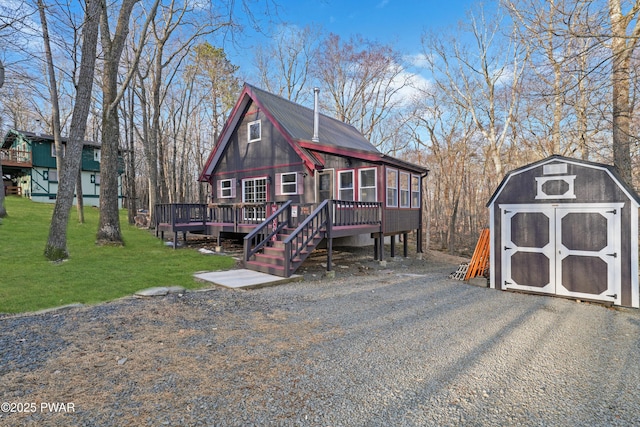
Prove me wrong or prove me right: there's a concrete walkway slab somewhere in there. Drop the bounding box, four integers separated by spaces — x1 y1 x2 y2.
194 269 302 290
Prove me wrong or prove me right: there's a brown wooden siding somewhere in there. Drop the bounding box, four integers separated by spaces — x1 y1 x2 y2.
383 209 420 234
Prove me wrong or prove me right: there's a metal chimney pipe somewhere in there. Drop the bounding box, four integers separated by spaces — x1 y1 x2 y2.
312 87 320 142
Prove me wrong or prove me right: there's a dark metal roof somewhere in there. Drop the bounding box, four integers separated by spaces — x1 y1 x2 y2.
246 84 381 154
2 129 100 149
199 84 428 180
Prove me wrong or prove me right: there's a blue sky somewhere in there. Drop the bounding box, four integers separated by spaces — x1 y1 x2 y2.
272 0 476 53
225 0 480 78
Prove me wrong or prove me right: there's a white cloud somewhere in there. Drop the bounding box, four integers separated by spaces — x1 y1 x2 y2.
404 53 431 70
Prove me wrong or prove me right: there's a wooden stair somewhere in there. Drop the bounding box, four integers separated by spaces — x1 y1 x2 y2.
245 228 325 276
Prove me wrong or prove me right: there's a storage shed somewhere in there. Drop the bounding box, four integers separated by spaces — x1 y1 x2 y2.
487 155 640 308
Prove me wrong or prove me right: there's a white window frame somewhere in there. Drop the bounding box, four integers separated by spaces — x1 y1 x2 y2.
220 179 233 198
400 172 410 208
242 177 267 221
386 168 398 208
358 168 377 202
248 120 261 143
51 144 66 158
411 174 421 209
280 172 298 195
338 170 355 201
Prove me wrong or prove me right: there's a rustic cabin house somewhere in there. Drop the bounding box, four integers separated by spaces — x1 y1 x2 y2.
156 83 428 277
1 129 123 207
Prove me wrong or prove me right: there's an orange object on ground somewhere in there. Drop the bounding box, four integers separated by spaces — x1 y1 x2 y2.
464 228 490 280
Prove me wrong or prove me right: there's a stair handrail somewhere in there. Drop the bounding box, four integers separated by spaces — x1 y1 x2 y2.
243 200 292 263
282 199 331 274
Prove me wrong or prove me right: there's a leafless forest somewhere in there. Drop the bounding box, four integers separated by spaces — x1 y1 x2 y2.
1 0 640 256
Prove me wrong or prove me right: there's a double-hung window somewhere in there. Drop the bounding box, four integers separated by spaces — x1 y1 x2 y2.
411 175 421 208
219 179 234 198
338 170 354 201
386 169 398 207
400 172 410 208
359 168 377 202
280 172 297 195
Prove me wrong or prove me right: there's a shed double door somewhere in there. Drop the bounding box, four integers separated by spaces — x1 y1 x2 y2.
501 203 622 305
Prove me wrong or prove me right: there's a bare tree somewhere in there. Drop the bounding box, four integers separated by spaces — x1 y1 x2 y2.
608 0 640 184
254 24 320 103
316 33 413 151
134 3 221 222
409 89 477 253
96 0 159 245
44 0 100 260
421 7 527 181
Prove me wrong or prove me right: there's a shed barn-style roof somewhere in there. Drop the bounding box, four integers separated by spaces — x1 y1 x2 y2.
487 154 640 207
199 83 427 181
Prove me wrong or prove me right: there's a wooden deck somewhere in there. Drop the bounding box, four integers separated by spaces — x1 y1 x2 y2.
155 200 387 277
0 148 32 168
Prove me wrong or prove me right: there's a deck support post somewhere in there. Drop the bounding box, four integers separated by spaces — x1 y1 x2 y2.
378 233 384 261
374 237 379 260
327 237 333 272
174 231 178 249
403 232 408 257
390 235 396 258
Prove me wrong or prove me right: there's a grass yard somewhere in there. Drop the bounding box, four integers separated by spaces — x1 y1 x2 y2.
0 197 235 314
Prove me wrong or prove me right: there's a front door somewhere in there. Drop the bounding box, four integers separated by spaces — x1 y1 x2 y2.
242 177 267 221
317 170 334 202
501 203 621 305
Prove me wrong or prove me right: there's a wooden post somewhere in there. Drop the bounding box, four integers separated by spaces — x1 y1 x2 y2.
374 237 379 260
390 235 396 258
326 200 333 272
403 232 408 257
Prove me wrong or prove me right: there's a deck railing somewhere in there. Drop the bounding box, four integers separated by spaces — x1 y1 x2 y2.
332 200 382 226
243 200 293 262
283 200 331 274
0 148 32 166
155 203 207 229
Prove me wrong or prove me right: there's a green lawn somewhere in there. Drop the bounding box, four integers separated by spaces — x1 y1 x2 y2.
0 197 235 314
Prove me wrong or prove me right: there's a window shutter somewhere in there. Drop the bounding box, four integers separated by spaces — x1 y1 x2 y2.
217 180 222 199
297 172 304 195
230 179 236 199
275 173 282 196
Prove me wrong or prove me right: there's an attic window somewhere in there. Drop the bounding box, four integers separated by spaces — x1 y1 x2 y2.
248 120 261 142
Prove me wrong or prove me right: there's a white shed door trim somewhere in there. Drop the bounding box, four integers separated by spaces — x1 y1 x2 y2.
500 203 622 306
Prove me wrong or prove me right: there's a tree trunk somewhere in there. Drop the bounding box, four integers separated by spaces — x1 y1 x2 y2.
611 41 632 184
96 104 123 244
0 159 7 218
38 0 64 175
609 0 640 186
44 0 100 260
76 166 84 223
96 0 141 245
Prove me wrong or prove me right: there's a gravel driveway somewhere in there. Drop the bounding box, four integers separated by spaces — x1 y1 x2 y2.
1 250 639 426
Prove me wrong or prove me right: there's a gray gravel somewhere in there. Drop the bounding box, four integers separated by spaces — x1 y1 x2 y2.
1 254 639 426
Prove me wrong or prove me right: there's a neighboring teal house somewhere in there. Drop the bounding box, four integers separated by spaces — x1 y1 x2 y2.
0 129 123 207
